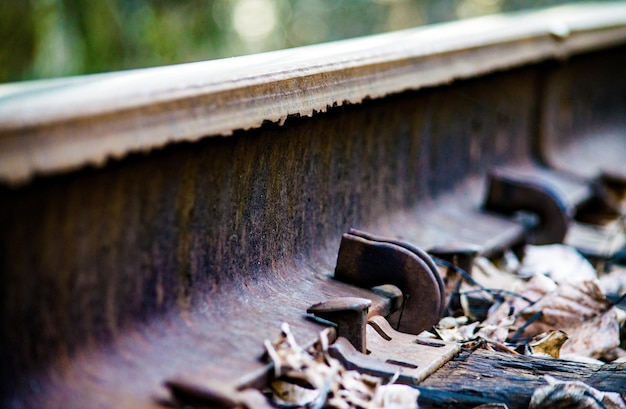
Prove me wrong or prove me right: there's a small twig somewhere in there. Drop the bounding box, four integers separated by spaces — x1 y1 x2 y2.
431 256 478 286
485 339 521 355
395 293 409 330
432 256 535 304
509 311 543 342
604 290 626 315
456 288 534 304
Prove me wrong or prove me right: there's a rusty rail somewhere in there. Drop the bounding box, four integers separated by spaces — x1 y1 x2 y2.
1 3 626 184
1 3 626 408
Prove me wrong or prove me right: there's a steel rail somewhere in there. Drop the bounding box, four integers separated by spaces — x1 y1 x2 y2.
1 3 626 184
1 4 626 409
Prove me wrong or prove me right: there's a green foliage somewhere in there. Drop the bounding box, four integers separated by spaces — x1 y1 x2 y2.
0 0 618 83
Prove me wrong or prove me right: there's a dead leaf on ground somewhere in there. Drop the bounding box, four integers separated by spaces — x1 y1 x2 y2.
516 280 612 337
475 316 515 344
483 278 621 359
513 280 621 360
519 244 597 283
264 323 420 409
435 316 478 342
560 307 620 360
529 375 626 409
473 256 523 291
481 274 556 330
601 347 626 362
600 266 626 299
527 330 569 359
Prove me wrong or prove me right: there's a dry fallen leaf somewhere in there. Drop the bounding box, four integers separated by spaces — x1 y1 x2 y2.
481 274 556 332
374 384 420 409
516 280 612 338
599 266 626 299
511 280 622 359
475 316 515 344
480 277 621 359
264 323 419 409
529 375 626 409
560 307 620 360
473 256 522 291
435 316 478 342
519 244 597 283
270 380 321 407
528 330 568 359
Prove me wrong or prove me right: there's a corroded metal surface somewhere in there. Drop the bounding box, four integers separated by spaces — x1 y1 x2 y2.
0 66 534 408
328 316 461 385
2 4 626 184
334 229 444 334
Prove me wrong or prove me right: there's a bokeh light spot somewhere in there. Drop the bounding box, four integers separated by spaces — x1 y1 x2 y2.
232 0 278 42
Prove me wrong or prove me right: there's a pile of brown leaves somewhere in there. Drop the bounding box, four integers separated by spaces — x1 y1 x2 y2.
432 243 626 408
436 244 626 363
529 375 625 409
264 323 420 409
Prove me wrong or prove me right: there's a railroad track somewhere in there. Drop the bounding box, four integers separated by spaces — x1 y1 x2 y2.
1 3 626 408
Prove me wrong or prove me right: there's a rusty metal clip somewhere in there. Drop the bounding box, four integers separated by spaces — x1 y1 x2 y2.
333 229 445 335
328 316 460 385
483 168 570 244
306 299 460 385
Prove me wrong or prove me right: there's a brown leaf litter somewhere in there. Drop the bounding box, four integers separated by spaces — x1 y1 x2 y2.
264 323 419 409
529 375 625 409
442 244 626 363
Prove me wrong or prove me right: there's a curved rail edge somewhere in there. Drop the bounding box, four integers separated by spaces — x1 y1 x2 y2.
1 3 626 184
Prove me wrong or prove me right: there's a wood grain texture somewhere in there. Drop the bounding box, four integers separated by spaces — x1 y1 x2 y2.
417 348 626 409
1 4 626 184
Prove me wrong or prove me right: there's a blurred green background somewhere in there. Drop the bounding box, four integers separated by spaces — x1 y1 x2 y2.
0 0 618 83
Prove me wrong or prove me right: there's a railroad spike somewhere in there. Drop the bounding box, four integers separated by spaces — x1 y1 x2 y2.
307 297 371 353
